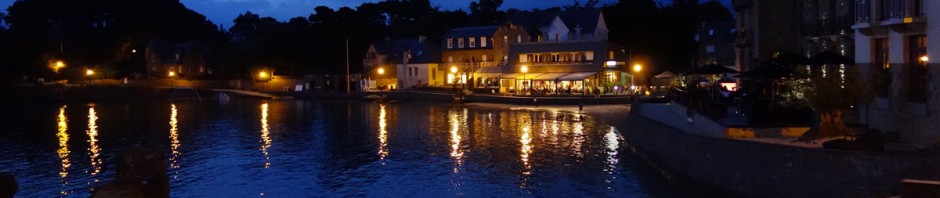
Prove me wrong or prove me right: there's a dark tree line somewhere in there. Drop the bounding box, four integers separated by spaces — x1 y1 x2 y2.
0 0 731 81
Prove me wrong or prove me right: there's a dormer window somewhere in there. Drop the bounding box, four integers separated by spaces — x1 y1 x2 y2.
469 37 476 48
480 37 487 47
458 38 464 48
447 38 453 49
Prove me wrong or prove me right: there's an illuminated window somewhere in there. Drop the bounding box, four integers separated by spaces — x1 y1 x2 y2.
480 37 487 47
469 37 476 48
458 38 464 48
447 38 453 49
907 35 927 102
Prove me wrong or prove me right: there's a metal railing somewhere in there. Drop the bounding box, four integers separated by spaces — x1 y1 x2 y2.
856 0 872 23
883 0 924 20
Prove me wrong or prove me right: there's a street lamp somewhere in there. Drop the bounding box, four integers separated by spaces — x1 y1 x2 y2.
520 65 529 95
450 66 459 94
54 61 66 73
921 55 930 62
377 67 385 75
168 71 177 88
632 64 642 94
257 70 272 92
86 69 95 76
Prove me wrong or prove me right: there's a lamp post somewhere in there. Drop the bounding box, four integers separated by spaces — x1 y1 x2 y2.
450 66 459 95
632 64 642 94
168 71 177 88
258 70 271 92
85 69 95 85
520 65 529 95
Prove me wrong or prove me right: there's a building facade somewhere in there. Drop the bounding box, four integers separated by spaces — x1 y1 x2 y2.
734 0 856 71
854 0 937 145
146 39 208 79
362 36 441 90
733 0 801 72
695 21 737 66
492 9 627 95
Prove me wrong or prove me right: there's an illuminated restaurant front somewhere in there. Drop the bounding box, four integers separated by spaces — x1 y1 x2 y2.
480 72 599 95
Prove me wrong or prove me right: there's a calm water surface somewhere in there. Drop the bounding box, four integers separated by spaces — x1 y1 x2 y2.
0 100 685 197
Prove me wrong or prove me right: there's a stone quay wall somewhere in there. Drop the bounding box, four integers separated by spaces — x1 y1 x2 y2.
620 103 940 197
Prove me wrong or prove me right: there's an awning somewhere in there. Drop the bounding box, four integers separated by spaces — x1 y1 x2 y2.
499 73 522 79
531 73 571 81
502 73 546 80
516 73 546 80
558 72 597 81
474 73 503 78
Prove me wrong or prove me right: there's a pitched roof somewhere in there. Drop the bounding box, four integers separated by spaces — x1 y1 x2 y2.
147 39 194 64
444 26 498 38
508 9 603 36
370 38 441 64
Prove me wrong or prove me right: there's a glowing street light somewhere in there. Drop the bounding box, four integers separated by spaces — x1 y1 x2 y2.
520 65 529 95
85 69 95 76
258 71 269 79
921 55 930 62
51 60 66 73
168 71 176 77
377 67 385 75
633 64 642 72
450 66 458 74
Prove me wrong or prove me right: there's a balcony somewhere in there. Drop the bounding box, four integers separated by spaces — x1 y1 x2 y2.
854 0 925 35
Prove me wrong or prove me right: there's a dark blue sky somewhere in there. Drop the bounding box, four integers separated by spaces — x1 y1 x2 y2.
0 0 732 27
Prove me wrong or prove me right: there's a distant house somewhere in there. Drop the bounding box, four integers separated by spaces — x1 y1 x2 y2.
362 36 441 90
145 39 208 79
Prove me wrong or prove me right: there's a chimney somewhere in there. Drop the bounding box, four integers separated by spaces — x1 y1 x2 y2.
418 35 427 43
574 24 583 40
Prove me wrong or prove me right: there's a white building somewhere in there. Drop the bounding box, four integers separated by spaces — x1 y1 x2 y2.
854 0 937 145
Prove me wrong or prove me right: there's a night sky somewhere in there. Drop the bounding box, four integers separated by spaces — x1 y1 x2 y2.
0 0 732 27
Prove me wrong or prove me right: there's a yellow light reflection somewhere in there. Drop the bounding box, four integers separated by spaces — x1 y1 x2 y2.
86 106 102 180
604 126 620 184
571 119 584 158
520 125 533 175
56 106 70 196
260 103 271 168
169 104 180 170
378 104 388 160
449 110 463 172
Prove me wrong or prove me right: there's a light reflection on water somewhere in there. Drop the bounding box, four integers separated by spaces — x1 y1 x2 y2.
378 104 388 161
85 106 102 184
56 106 70 196
169 104 180 171
260 103 271 169
0 100 680 197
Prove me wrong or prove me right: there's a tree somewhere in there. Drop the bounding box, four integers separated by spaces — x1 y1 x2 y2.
564 0 602 10
783 67 874 139
469 0 504 25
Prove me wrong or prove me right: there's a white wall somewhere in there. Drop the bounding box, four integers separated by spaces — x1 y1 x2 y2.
396 63 437 89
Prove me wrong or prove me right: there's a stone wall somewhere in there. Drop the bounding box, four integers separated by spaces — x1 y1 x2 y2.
620 103 940 197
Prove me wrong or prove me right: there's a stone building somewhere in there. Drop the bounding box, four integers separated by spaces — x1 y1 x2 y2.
854 0 937 145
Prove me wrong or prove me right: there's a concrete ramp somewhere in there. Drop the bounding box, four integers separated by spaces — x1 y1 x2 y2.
210 89 289 99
